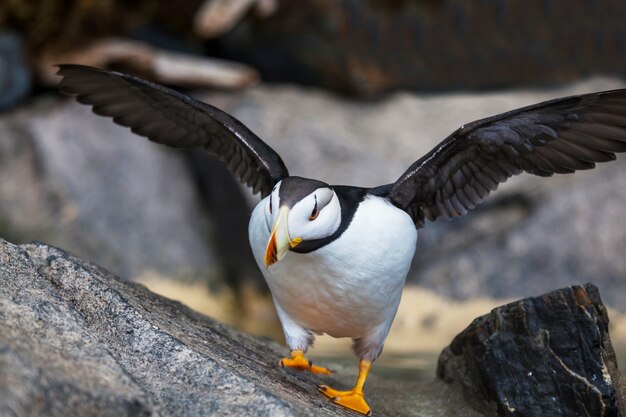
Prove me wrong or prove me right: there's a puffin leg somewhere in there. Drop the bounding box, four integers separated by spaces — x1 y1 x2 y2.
318 360 372 416
279 350 332 375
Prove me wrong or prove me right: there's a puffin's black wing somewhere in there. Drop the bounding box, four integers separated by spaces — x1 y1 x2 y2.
386 89 626 225
57 64 289 197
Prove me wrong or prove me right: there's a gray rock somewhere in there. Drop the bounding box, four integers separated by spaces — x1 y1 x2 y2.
0 238 352 416
0 238 489 417
414 164 626 306
0 98 220 282
0 240 156 417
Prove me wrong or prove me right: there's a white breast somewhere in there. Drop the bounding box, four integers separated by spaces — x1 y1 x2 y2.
249 195 417 339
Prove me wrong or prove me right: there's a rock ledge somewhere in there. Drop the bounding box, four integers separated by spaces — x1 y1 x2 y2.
0 239 355 417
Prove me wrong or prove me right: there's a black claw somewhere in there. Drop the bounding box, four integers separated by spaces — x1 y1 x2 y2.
318 385 327 391
279 360 284 367
331 397 339 402
366 411 372 416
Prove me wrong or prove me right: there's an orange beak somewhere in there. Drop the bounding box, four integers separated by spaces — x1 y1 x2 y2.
264 206 302 268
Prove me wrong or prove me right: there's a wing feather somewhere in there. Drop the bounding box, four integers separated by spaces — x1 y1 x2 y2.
58 64 288 197
387 89 626 224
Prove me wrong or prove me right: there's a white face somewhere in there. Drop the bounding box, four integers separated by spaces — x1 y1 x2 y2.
264 182 341 241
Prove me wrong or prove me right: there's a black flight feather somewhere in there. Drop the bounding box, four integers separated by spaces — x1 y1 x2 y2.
57 64 289 197
385 90 626 225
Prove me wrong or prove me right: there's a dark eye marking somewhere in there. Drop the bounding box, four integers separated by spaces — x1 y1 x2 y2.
309 195 319 220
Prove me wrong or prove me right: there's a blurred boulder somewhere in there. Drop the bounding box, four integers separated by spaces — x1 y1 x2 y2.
2 76 626 308
0 31 31 110
1 1 260 92
215 0 626 96
437 284 623 417
38 38 259 90
0 98 221 283
202 77 626 308
413 160 626 308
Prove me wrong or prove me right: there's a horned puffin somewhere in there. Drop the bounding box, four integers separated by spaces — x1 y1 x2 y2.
58 64 626 416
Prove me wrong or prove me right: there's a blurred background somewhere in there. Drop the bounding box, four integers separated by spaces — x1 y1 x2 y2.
2 0 626 379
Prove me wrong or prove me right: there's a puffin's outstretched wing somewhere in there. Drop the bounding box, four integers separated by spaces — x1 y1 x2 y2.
386 90 626 225
57 64 289 197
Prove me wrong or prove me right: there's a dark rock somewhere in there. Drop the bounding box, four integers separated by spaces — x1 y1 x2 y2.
0 31 31 111
216 0 626 96
0 238 358 416
0 1 203 53
437 284 625 417
187 150 264 292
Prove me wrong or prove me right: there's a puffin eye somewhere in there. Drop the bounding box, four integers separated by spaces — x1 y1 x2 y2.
309 197 319 221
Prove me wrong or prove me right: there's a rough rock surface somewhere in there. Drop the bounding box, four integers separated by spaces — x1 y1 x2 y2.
3 238 624 416
1 237 491 417
437 284 624 417
0 238 355 416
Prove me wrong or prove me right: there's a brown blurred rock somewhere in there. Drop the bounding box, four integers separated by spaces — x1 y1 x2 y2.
437 284 624 417
216 0 626 96
0 1 203 55
194 0 277 39
5 0 626 98
38 38 259 89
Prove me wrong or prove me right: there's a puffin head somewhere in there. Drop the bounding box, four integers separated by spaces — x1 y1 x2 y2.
264 176 341 267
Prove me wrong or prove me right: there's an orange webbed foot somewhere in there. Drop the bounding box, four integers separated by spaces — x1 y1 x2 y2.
279 350 332 375
318 385 371 416
318 359 373 416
